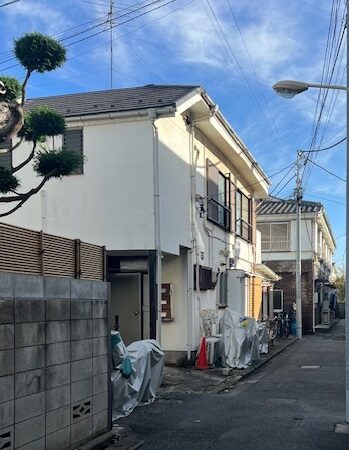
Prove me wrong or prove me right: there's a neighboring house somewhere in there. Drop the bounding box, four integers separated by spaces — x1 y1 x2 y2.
256 198 336 333
3 85 272 364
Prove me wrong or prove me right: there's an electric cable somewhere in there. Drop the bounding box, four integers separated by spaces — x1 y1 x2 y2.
225 0 287 155
202 0 287 155
302 136 346 153
306 158 345 182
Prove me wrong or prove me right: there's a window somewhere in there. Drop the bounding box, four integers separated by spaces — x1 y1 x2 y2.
63 128 83 174
0 140 12 170
236 190 252 241
194 265 215 291
206 159 231 230
273 290 283 312
258 222 290 251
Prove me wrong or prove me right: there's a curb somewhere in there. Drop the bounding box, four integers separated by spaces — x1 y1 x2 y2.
214 337 299 393
76 431 115 450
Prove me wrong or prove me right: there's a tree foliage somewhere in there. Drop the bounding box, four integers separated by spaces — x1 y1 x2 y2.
34 148 81 178
0 76 21 102
14 32 66 73
0 32 82 217
0 167 19 193
18 106 66 142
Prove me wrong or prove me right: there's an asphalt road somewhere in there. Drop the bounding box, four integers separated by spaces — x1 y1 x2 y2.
119 321 349 450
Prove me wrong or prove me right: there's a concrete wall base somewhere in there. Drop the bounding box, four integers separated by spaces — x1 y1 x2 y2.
164 350 196 367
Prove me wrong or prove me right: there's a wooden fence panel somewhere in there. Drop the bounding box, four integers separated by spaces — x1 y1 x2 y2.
80 242 105 281
43 233 76 278
0 223 41 275
0 223 105 280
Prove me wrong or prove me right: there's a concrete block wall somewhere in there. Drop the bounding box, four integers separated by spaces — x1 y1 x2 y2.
0 273 110 450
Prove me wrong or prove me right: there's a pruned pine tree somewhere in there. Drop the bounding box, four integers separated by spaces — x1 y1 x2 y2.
0 32 81 217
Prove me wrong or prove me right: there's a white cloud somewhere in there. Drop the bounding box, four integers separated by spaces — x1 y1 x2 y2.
3 0 72 35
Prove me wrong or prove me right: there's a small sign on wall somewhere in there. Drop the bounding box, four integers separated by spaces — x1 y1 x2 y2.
161 283 173 321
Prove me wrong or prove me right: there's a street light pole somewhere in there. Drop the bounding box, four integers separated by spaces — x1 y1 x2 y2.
295 151 303 339
345 0 349 423
273 58 349 420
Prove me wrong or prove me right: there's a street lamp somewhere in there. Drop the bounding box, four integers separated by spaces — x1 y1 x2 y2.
272 77 349 424
273 80 349 98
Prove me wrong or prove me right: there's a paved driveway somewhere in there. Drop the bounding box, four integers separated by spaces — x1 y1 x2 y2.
119 321 349 449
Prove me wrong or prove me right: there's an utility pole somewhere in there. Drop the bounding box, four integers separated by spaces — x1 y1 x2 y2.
295 150 304 339
108 0 115 89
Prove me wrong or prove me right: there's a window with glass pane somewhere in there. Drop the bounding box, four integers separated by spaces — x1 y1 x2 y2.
206 159 231 230
273 290 283 312
236 190 251 241
258 222 290 251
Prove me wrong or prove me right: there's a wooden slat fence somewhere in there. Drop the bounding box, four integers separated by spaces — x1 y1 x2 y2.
0 223 106 281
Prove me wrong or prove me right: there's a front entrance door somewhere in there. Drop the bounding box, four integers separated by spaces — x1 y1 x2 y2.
110 273 142 345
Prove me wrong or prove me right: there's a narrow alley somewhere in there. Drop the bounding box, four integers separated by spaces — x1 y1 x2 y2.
117 321 348 450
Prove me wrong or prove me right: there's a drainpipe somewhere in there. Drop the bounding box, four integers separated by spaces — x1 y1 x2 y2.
188 120 197 360
150 111 162 345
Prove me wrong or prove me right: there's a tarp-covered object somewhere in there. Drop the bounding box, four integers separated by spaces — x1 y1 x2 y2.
111 331 164 420
222 308 260 369
258 322 269 354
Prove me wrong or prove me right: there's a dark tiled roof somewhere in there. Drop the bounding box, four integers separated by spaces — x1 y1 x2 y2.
256 198 323 215
25 84 200 117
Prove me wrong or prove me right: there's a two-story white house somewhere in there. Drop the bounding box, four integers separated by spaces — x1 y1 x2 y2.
2 85 272 364
256 197 336 333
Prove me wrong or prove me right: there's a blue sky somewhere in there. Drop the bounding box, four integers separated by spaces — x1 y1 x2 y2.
1 0 346 263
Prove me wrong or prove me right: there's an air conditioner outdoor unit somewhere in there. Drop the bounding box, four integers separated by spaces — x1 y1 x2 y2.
205 336 221 366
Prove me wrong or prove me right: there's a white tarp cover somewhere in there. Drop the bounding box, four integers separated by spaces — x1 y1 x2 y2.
111 332 164 420
258 322 269 354
222 309 260 369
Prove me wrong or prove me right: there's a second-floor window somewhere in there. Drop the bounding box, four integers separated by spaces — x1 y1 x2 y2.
206 159 231 230
236 190 252 241
258 222 290 251
63 128 83 174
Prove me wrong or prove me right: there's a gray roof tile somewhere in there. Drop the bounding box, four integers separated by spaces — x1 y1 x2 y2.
25 84 200 117
257 198 323 215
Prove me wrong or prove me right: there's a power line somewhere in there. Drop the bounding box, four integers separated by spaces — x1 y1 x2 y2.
305 192 345 205
225 0 287 155
269 163 296 197
243 162 294 190
0 0 177 73
302 136 346 153
307 158 346 182
302 1 346 189
0 0 169 67
0 0 20 7
202 0 287 155
273 174 296 198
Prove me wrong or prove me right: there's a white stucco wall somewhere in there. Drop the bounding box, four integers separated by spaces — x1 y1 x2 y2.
157 116 191 255
259 216 334 263
2 118 156 250
161 249 188 352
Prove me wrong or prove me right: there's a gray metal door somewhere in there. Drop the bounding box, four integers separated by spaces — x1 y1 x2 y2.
110 273 142 345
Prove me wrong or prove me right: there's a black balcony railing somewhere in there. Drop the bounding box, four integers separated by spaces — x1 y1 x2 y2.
207 198 231 231
236 218 252 242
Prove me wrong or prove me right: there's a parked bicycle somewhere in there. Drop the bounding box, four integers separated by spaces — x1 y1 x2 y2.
276 312 290 339
264 316 278 346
